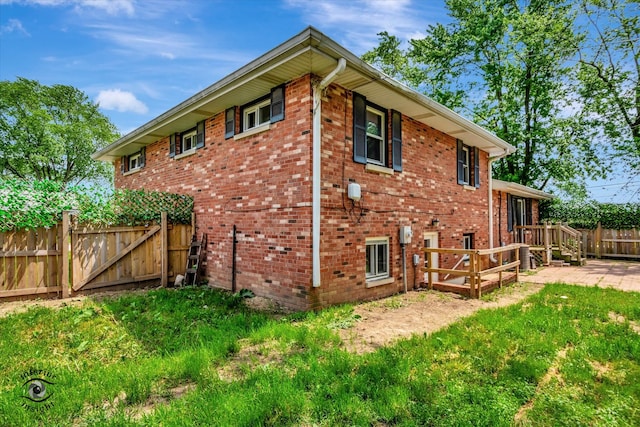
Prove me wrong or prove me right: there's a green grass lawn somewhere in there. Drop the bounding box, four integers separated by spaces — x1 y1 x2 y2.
1 283 639 426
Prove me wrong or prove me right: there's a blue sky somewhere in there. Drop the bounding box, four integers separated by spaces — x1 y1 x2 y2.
0 0 636 202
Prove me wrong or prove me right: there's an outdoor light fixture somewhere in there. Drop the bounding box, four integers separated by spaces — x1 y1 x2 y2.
432 218 440 227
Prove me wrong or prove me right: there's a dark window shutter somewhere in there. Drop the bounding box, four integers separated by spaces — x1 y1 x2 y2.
139 147 146 168
120 156 127 174
391 110 402 172
353 92 367 164
175 133 182 156
270 86 284 123
169 134 176 158
196 120 205 149
474 146 480 188
225 107 235 139
457 139 465 185
507 195 514 232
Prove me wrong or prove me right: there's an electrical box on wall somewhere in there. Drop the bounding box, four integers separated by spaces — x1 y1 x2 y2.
399 226 412 244
347 182 361 201
413 254 420 266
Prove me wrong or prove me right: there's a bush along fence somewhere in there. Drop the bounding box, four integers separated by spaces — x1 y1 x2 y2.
0 186 196 300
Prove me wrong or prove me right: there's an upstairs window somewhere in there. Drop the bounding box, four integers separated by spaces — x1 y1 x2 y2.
181 129 197 153
170 120 205 158
243 99 271 131
353 92 402 171
457 140 480 187
365 106 386 165
120 147 145 174
128 152 142 170
227 85 285 138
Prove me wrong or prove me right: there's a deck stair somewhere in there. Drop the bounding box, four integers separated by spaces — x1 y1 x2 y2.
516 223 587 266
184 233 207 285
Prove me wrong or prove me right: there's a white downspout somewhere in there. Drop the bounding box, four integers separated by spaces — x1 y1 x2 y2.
488 149 510 263
312 58 346 287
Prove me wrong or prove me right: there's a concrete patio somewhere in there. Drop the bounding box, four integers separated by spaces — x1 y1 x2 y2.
525 259 640 292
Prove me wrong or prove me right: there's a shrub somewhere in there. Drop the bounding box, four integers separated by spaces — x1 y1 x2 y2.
541 199 640 229
0 179 193 231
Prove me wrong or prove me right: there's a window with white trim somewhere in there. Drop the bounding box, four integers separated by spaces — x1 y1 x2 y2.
366 238 389 281
181 128 197 153
353 92 402 171
461 145 470 184
365 106 386 165
229 86 285 137
120 147 145 174
169 120 205 158
463 233 474 250
457 139 480 187
128 152 141 171
243 99 271 131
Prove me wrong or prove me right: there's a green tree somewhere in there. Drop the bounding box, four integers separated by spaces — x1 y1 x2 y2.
576 0 640 171
364 0 608 198
0 77 119 186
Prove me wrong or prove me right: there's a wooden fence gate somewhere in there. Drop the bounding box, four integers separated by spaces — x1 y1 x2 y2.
1 212 193 300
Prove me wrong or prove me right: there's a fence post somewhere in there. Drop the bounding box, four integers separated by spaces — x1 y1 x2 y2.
60 211 70 298
161 212 168 287
595 222 602 259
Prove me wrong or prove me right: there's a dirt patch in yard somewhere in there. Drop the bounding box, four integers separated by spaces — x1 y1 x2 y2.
1 283 544 356
339 282 544 354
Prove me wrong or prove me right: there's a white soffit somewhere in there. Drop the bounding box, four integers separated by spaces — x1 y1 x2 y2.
94 27 515 162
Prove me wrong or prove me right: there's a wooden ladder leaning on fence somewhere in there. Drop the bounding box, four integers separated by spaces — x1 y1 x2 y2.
185 233 207 286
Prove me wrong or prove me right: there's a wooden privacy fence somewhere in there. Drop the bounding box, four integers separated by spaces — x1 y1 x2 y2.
0 212 193 300
579 224 640 260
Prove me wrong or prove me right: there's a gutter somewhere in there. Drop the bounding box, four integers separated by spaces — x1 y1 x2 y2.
312 58 347 288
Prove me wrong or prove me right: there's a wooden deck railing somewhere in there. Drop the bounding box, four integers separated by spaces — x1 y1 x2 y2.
422 244 523 298
515 223 584 264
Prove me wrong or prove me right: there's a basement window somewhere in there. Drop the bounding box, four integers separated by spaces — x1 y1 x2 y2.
365 237 390 281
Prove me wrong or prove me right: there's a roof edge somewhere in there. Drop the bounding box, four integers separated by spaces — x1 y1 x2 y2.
493 179 554 200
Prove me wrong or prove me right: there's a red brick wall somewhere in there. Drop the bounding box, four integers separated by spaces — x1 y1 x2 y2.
115 76 497 310
492 190 541 247
310 84 493 308
116 75 315 310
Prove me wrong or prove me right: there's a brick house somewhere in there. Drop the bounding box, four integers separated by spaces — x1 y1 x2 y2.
94 27 548 310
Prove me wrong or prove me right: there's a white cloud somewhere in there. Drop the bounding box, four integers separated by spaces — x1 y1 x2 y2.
96 89 148 114
0 18 30 35
1 0 135 16
284 0 440 53
77 0 134 16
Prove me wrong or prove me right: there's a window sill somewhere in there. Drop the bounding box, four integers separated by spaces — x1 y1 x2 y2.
463 185 477 191
365 276 394 288
123 168 141 176
175 149 197 160
365 163 394 175
234 123 271 140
